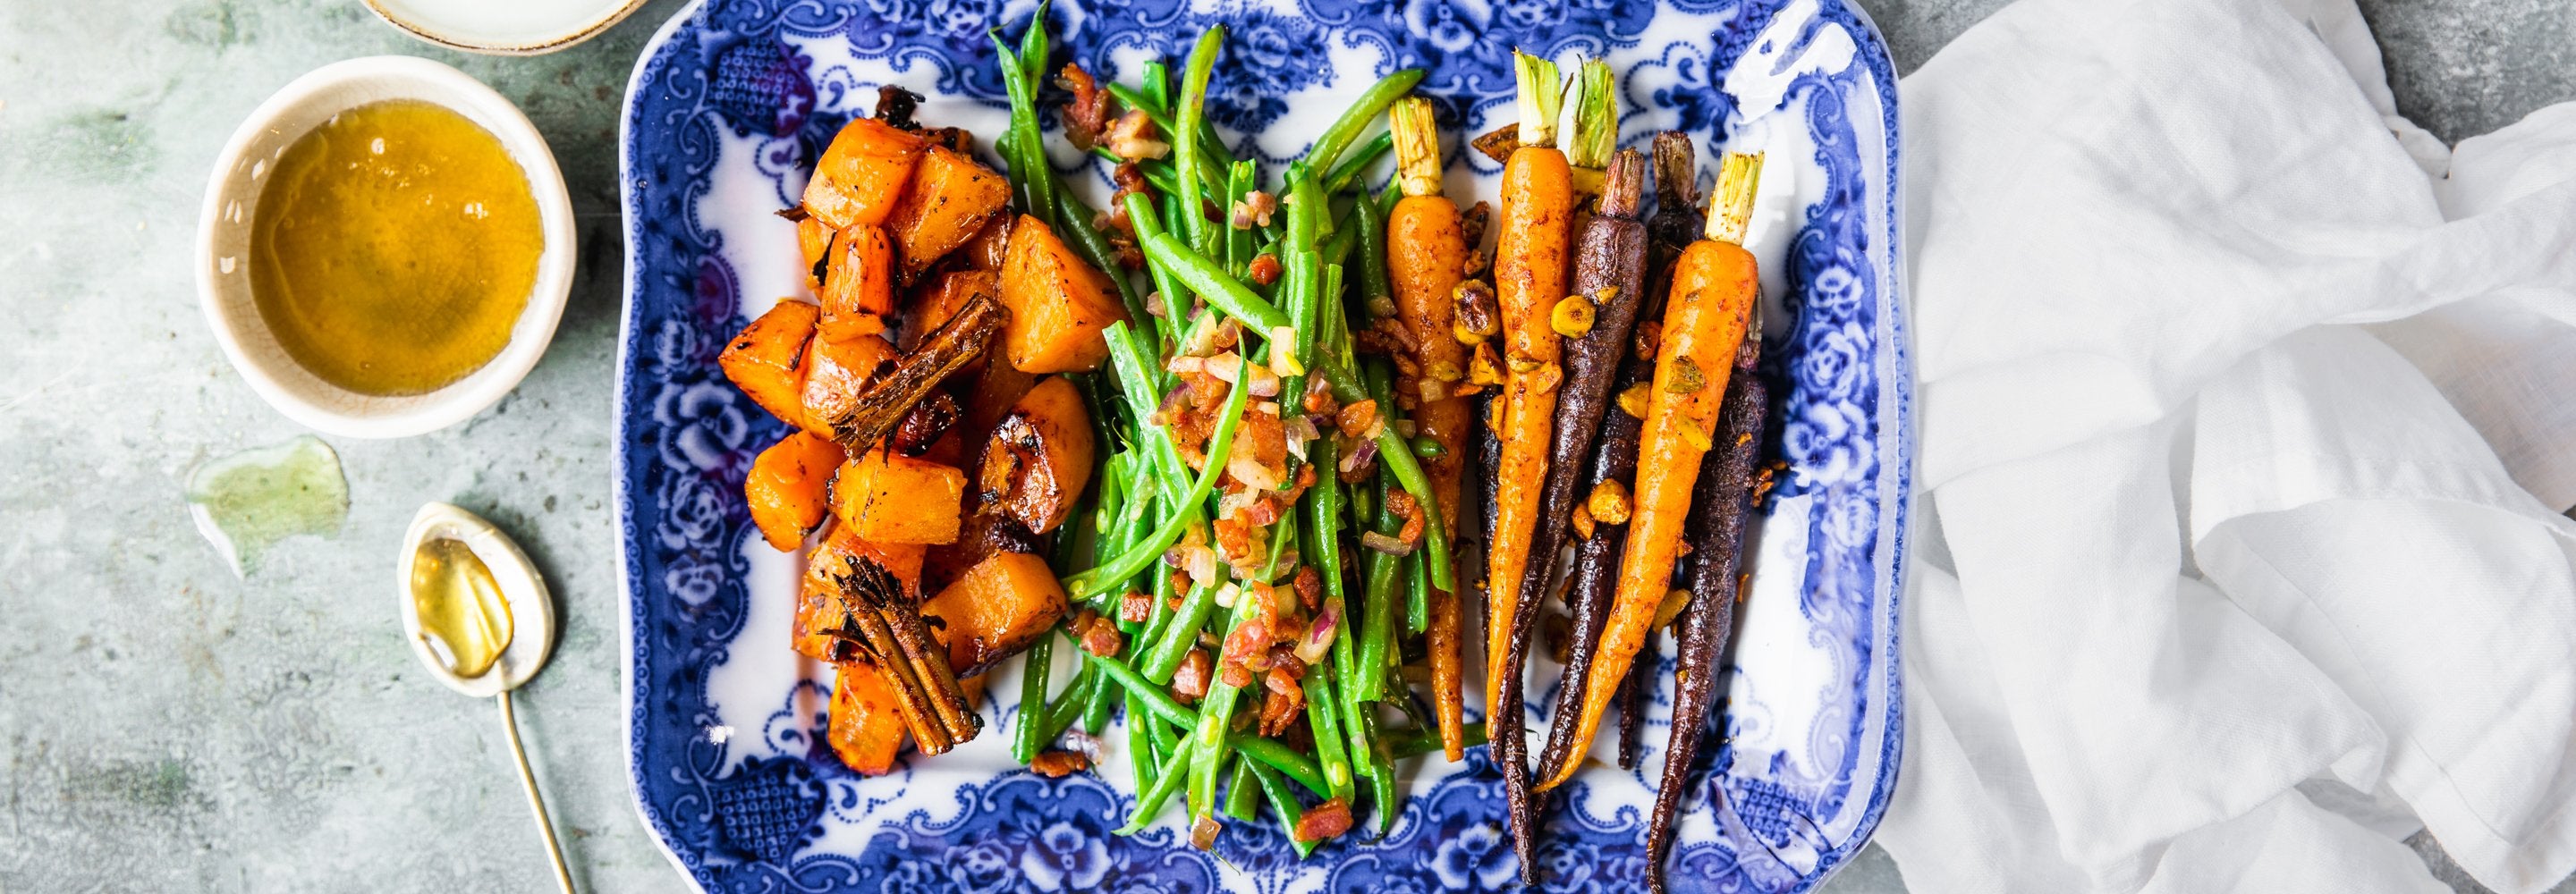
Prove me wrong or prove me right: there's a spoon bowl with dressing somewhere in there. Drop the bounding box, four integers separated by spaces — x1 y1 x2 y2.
198 56 575 439
398 502 575 892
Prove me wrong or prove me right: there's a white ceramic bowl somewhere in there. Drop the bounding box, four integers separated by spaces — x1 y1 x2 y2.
363 0 647 55
197 56 575 439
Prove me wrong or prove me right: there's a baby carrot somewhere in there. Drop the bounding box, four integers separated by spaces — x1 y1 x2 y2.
1536 151 1762 792
1384 97 1470 761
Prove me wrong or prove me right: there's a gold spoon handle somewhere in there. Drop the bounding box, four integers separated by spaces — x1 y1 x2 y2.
499 689 577 894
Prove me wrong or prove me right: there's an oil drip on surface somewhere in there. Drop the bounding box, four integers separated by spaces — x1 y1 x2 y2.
184 435 349 578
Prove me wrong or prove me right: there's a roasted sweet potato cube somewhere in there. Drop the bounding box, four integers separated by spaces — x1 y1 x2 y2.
976 375 1094 535
920 507 1040 596
998 215 1127 373
746 431 846 552
821 224 898 319
920 552 1071 678
720 300 821 426
800 328 895 433
828 661 910 774
962 214 1014 272
887 147 1012 281
832 449 965 544
802 118 928 231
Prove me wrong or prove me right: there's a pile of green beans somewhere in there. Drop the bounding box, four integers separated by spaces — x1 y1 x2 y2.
988 10 1458 853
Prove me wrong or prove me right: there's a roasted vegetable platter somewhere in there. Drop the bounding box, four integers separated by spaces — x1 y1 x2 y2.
614 0 1912 890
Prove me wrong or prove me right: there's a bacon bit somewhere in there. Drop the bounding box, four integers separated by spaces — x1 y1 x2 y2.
1219 663 1254 689
1120 590 1154 624
1055 63 1113 151
1173 648 1213 703
1191 815 1222 850
1388 490 1427 545
1291 567 1323 612
1267 645 1307 680
1080 618 1125 658
1221 615 1273 667
1294 798 1355 842
1213 517 1262 566
1239 493 1284 527
1259 671 1305 735
1301 377 1338 416
1030 750 1090 778
1248 253 1283 286
1335 400 1379 438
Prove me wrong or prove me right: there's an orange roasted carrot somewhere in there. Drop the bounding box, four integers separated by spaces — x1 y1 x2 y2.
1536 151 1764 792
1484 50 1574 886
1385 97 1470 761
1485 50 1572 711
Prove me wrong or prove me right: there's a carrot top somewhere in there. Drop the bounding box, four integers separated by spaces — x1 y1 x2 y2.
1568 59 1618 173
1513 51 1563 148
1389 97 1445 198
1708 150 1764 245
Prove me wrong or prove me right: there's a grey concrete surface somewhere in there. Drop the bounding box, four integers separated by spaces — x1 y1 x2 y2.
0 1 2564 891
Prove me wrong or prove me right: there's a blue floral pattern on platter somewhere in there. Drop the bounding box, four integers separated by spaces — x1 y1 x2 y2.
614 0 1912 890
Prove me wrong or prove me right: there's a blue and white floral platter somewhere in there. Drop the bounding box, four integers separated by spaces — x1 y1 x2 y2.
614 0 1911 889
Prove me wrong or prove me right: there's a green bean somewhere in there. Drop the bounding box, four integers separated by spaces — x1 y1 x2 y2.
1139 232 1291 333
1224 160 1258 274
1089 652 1332 797
1141 579 1218 682
1407 549 1430 635
1324 131 1395 195
1185 593 1257 820
1360 708 1400 832
1040 662 1099 744
1356 536 1402 703
1061 356 1250 598
1327 592 1360 706
1259 502 1299 581
1141 60 1170 109
1224 757 1260 821
1303 656 1356 802
1284 69 1425 183
1103 322 1186 491
1243 757 1318 858
1013 633 1055 763
1393 721 1489 758
1173 28 1224 250
1128 691 1157 790
1115 736 1197 835
1102 81 1235 181
1083 656 1118 733
1307 437 1345 604
1238 736 1329 798
988 34 1055 229
1123 193 1188 351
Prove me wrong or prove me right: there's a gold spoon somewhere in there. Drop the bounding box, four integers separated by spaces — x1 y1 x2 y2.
399 502 574 894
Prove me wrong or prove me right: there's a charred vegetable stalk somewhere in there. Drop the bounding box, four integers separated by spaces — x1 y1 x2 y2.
825 292 1006 453
824 556 983 753
1648 330 1767 893
1384 97 1472 761
1538 151 1764 791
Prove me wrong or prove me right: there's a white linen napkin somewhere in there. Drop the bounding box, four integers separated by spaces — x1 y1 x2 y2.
1868 0 2576 891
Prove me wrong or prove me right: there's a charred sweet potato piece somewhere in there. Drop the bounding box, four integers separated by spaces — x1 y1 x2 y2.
802 118 928 231
888 147 1013 282
821 224 899 319
800 327 896 433
721 299 821 426
824 293 1006 456
746 431 846 552
921 512 1039 595
998 215 1126 373
827 660 911 774
832 448 966 544
975 375 1094 535
962 214 1014 272
920 552 1071 677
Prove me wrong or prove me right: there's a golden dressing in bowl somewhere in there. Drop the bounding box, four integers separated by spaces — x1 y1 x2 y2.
250 99 541 396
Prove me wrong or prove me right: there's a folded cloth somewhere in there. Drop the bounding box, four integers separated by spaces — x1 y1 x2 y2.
1869 0 2576 891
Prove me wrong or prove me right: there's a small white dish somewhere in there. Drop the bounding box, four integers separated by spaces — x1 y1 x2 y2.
197 56 575 439
398 502 556 697
364 0 648 55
